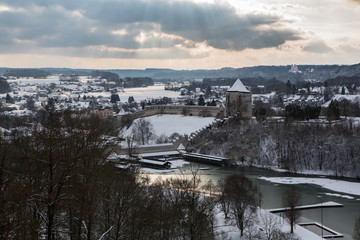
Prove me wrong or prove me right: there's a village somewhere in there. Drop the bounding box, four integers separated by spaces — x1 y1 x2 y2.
1 66 360 121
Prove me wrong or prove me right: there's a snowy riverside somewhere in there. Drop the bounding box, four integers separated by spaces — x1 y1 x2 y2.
1 0 360 238
1 66 360 240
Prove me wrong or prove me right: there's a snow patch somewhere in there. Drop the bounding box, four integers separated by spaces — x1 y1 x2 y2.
125 114 215 137
324 193 354 199
260 177 360 196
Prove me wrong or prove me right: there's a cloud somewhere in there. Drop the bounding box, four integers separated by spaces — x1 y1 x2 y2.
303 40 332 53
348 0 360 4
86 0 301 50
0 0 302 59
338 44 360 54
32 46 207 59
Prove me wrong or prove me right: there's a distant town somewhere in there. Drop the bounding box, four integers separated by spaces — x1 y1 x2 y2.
1 64 360 121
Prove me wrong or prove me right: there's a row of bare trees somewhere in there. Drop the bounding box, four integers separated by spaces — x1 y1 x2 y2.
0 111 117 239
0 111 225 239
0 111 308 239
192 119 360 178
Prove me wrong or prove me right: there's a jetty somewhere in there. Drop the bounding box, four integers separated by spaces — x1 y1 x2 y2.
269 201 344 239
268 201 343 213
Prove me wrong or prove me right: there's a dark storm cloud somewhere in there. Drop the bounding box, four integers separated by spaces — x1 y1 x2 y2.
85 0 301 50
303 40 332 53
0 0 302 58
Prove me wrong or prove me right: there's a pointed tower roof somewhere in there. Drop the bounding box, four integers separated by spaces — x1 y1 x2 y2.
227 79 250 93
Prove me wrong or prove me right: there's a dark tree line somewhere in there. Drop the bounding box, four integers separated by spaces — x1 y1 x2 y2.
0 77 10 94
90 71 154 88
0 111 114 239
285 102 321 121
91 71 121 83
123 77 154 88
4 69 50 78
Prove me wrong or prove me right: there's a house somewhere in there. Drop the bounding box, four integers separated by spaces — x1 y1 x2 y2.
90 108 113 119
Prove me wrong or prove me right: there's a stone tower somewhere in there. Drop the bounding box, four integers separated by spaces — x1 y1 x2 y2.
226 79 252 119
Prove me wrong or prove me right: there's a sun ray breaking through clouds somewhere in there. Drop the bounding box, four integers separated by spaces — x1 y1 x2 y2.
0 0 359 69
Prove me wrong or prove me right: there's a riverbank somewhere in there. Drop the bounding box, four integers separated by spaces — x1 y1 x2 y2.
146 163 359 239
239 162 360 183
260 176 360 197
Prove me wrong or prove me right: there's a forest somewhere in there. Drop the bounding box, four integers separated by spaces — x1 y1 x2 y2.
3 69 50 78
191 118 360 178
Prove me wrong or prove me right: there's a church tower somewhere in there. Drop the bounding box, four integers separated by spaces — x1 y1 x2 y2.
226 79 252 119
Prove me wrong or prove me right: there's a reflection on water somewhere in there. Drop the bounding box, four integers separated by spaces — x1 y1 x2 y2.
146 163 360 240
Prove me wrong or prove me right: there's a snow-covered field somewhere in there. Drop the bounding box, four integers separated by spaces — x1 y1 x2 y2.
260 176 360 196
117 85 181 102
7 76 61 84
124 114 215 137
70 85 181 102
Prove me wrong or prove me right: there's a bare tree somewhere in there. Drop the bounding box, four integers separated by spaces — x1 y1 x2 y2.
12 111 112 240
282 186 302 233
217 179 231 219
260 211 281 240
126 135 138 160
131 118 154 145
220 174 260 237
354 216 360 240
157 168 217 240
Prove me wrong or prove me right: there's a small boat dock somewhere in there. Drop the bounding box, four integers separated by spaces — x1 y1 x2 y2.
299 222 344 239
268 201 344 239
182 152 229 166
268 201 343 213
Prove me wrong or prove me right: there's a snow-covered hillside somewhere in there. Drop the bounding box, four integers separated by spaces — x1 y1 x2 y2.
124 114 215 137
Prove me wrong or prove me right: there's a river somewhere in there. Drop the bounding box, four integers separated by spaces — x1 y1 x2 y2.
148 164 360 240
122 85 359 239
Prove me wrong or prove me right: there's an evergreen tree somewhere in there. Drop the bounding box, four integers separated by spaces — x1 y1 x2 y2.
205 86 212 98
285 103 304 121
47 97 55 108
141 101 145 109
327 100 340 120
0 77 11 94
128 96 135 103
26 97 36 111
198 95 205 106
5 93 14 104
286 80 292 95
110 94 120 103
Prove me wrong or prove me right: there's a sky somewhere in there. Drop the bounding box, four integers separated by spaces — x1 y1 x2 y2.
0 0 359 70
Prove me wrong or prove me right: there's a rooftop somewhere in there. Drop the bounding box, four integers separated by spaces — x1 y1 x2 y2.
227 79 250 93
